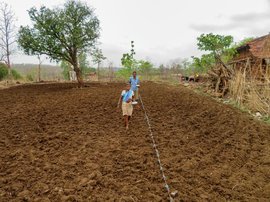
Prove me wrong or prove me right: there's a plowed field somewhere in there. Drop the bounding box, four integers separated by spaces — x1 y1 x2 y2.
0 82 269 201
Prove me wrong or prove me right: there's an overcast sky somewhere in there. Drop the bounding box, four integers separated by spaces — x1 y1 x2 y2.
3 0 270 66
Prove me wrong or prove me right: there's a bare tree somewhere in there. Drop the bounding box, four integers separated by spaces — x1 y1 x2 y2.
0 2 16 77
108 61 114 82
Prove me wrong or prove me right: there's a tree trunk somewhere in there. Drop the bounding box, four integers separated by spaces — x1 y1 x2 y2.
37 55 42 82
71 50 83 87
7 53 11 79
97 62 100 81
215 54 231 74
74 64 84 88
38 63 41 82
7 64 11 76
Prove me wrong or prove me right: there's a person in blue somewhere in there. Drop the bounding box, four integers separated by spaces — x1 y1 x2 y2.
129 71 140 101
117 83 134 130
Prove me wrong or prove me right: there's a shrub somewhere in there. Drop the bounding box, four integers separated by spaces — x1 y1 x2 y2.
0 63 8 80
26 74 34 81
11 69 22 80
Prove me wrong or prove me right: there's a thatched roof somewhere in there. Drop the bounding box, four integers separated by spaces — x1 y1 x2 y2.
237 34 270 59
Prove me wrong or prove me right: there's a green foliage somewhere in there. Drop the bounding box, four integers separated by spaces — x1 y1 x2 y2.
79 53 96 77
12 64 63 81
121 54 133 68
197 33 236 63
79 52 90 76
60 60 71 80
0 64 20 80
192 33 236 74
121 41 136 68
118 41 138 79
61 53 94 80
191 54 215 74
226 37 255 61
116 67 133 79
138 60 154 80
86 67 96 73
158 64 165 71
92 48 106 65
26 74 34 81
197 33 234 54
25 68 37 81
263 116 270 125
11 69 22 80
234 37 254 48
18 0 100 79
139 60 153 73
194 34 254 74
0 63 8 80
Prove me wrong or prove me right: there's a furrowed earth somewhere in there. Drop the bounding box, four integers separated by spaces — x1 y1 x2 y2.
0 82 270 201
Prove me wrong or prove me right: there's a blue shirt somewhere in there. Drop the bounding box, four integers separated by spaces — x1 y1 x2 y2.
129 76 139 91
121 90 134 102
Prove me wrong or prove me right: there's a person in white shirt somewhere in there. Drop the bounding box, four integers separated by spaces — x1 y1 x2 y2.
117 83 134 130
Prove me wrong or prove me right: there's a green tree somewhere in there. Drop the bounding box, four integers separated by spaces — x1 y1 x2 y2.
121 41 136 68
138 60 153 80
191 54 215 74
92 48 106 80
18 0 100 87
118 41 138 79
197 33 235 66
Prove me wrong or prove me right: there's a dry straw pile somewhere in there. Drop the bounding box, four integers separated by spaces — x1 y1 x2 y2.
229 66 270 116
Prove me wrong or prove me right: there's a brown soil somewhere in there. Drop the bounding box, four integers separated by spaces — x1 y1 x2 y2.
0 82 269 202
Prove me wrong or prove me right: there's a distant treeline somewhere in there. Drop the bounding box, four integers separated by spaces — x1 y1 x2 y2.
12 64 61 74
12 63 63 81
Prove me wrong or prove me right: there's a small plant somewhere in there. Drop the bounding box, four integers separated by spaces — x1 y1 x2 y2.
26 74 34 81
121 41 136 68
263 116 270 124
117 41 138 79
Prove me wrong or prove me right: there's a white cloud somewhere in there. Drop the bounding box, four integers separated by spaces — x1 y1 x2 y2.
190 0 270 38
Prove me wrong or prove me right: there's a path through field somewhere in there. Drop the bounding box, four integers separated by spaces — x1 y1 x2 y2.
0 82 270 201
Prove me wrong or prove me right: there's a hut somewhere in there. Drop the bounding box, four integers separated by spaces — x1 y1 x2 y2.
230 34 270 79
